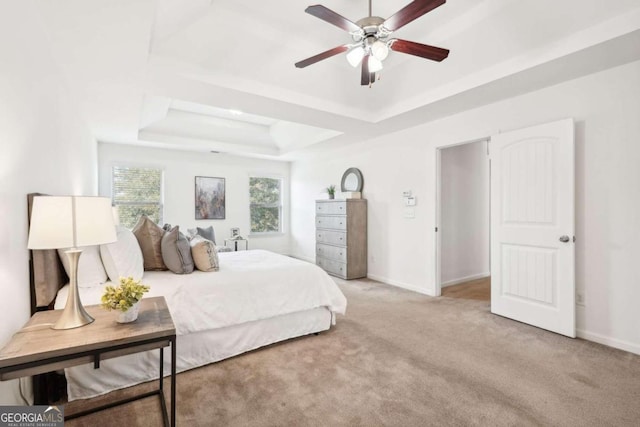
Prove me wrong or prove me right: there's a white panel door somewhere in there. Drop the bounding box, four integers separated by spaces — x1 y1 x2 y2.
490 119 575 337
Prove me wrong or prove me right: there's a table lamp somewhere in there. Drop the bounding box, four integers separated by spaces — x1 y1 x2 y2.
28 196 117 329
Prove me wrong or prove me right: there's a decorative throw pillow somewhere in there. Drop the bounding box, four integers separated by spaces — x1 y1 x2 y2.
100 226 144 282
132 215 167 271
57 245 108 288
196 226 216 245
190 235 220 272
161 226 194 274
186 228 197 240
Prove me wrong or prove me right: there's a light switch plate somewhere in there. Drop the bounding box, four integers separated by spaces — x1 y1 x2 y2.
405 196 416 206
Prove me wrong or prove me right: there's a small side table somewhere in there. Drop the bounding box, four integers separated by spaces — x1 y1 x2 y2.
224 238 248 251
0 296 176 427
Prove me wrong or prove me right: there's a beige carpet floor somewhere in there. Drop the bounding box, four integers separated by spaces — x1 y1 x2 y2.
65 278 640 426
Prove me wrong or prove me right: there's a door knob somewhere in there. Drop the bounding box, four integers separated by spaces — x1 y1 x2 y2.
559 235 570 243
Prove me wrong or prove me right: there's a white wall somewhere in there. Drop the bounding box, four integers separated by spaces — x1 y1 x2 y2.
440 141 490 286
291 144 434 294
291 59 640 355
0 1 98 404
98 144 291 253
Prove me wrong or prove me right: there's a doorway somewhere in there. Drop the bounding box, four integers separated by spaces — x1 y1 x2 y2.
436 139 490 301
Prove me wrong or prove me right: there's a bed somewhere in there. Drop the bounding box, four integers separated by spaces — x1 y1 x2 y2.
27 194 347 402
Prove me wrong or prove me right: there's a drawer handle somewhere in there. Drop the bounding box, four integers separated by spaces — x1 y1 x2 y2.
339 237 343 240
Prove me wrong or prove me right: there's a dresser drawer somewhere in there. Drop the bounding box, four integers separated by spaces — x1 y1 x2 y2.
316 230 346 246
315 215 347 230
316 201 347 215
316 257 347 278
316 244 347 262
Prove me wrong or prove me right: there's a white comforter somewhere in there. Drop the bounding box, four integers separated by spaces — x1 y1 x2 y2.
56 250 347 335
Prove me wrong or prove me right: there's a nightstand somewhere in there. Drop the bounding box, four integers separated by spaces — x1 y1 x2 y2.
224 238 248 251
0 296 176 427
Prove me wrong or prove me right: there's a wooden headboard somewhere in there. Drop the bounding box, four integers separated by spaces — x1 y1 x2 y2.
27 193 67 314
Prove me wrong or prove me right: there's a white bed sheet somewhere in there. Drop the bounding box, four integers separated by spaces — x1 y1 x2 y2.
54 250 346 401
56 250 347 334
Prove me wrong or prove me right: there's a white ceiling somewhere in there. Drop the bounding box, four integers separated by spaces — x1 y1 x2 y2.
35 0 640 160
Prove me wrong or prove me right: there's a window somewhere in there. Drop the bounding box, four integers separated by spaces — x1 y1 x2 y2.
249 177 282 233
112 166 163 229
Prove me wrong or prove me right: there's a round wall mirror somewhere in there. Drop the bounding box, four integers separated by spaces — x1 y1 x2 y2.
341 168 363 192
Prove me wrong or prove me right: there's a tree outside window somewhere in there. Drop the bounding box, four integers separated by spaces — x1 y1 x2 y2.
112 166 163 229
250 177 282 233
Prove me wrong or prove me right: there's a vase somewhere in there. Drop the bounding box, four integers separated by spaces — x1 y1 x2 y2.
329 194 335 199
116 301 140 323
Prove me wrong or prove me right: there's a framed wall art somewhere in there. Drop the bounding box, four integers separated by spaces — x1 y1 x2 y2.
195 176 225 220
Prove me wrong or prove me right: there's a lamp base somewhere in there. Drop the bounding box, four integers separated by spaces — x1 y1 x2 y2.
52 249 95 330
52 304 94 330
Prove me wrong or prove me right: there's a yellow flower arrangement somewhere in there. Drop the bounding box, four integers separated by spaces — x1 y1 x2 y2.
101 276 150 312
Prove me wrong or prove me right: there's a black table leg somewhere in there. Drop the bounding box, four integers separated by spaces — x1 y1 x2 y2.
171 336 176 427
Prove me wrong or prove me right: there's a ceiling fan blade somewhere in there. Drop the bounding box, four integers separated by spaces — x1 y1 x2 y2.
295 45 350 68
383 0 446 32
305 5 361 33
361 56 370 86
389 39 449 61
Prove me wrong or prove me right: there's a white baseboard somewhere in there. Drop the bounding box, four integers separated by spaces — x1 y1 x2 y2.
366 273 435 296
576 328 640 356
441 272 490 288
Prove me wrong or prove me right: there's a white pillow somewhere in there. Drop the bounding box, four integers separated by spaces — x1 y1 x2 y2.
100 226 144 282
57 245 108 288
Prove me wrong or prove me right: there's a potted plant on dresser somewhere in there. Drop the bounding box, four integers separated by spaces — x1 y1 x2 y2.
325 185 336 200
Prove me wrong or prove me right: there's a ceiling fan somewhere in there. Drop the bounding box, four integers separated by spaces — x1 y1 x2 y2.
295 0 450 86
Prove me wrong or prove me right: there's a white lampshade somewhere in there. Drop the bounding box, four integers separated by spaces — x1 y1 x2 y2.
368 56 384 73
28 196 117 249
371 40 389 61
346 46 365 67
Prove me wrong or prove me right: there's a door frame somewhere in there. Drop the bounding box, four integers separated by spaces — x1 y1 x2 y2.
435 137 490 297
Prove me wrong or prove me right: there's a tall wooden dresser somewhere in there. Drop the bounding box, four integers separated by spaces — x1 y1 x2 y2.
315 199 367 279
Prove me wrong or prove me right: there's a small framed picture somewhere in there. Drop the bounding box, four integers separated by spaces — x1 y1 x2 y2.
230 227 240 238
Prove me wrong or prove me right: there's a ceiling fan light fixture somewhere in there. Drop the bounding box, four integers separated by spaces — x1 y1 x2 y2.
346 46 365 67
368 56 383 72
371 40 389 61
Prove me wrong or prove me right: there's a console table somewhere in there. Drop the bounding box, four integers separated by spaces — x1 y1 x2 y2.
0 296 176 427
